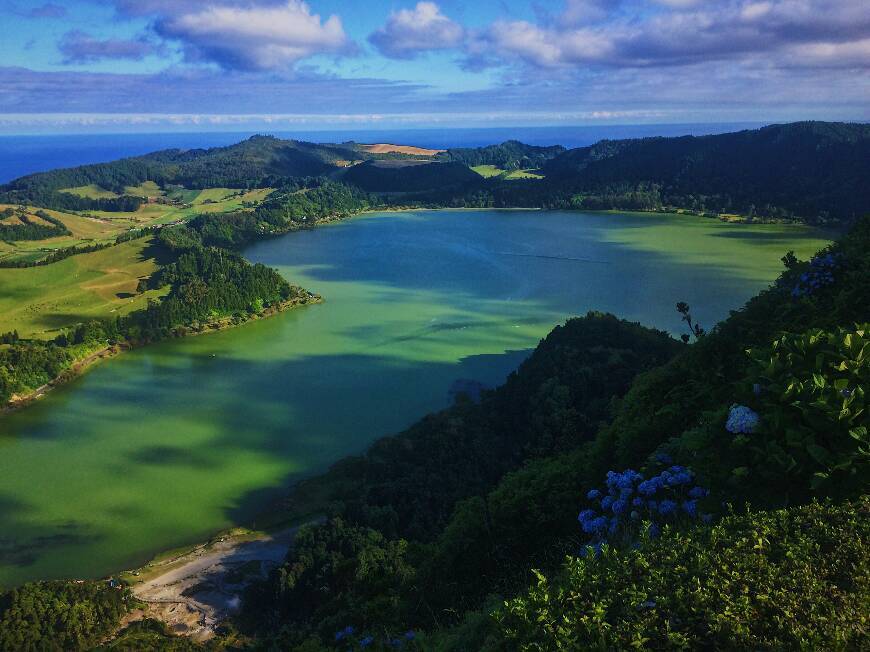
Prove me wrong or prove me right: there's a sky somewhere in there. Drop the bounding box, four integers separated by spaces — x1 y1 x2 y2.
0 0 868 133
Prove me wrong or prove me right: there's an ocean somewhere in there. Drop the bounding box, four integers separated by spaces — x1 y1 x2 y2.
0 123 763 184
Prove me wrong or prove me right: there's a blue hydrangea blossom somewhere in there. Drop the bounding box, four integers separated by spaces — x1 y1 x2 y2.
578 465 712 556
726 404 760 434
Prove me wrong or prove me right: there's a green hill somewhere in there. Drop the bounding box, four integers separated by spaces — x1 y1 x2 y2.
542 121 870 222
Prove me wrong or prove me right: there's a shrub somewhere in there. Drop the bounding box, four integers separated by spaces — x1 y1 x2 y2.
493 498 870 650
738 324 869 499
577 466 711 555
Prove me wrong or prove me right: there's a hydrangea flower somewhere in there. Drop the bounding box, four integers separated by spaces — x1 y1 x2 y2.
578 466 711 554
658 499 677 516
791 252 839 297
726 404 760 434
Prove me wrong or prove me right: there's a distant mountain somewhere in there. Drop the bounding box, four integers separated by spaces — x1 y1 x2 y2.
542 122 870 222
2 122 868 223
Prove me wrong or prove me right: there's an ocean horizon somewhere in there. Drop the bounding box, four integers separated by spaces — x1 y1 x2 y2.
0 122 765 184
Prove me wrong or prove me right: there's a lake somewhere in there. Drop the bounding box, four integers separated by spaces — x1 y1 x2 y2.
0 209 830 586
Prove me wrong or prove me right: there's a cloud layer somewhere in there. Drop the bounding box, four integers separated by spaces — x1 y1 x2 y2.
3 1 867 131
470 0 870 70
369 2 464 59
59 31 159 64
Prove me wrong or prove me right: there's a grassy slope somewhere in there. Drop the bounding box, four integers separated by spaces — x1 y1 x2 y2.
0 188 275 264
471 165 505 178
0 238 167 338
472 166 544 180
0 184 278 337
58 184 121 199
505 169 544 180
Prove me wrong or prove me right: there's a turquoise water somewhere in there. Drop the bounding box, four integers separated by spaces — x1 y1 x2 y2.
0 210 830 586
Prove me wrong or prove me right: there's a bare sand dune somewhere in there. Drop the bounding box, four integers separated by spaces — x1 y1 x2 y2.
360 143 445 156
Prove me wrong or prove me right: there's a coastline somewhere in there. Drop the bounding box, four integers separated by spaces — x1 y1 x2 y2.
1 292 322 416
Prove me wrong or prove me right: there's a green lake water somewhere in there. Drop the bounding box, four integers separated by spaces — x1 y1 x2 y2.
0 210 831 586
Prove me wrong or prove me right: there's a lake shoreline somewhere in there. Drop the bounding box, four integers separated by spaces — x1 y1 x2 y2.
1 292 322 416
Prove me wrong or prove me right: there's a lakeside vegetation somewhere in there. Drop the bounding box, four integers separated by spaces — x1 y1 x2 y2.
0 121 867 649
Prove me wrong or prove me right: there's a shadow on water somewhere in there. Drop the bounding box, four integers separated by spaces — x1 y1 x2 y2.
0 494 102 571
0 341 533 584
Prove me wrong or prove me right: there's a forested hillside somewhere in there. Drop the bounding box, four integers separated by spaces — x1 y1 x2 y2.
341 161 479 193
4 122 868 223
541 121 870 222
437 140 565 170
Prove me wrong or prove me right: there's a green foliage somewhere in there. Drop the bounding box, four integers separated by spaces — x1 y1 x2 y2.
0 580 128 651
0 341 72 402
326 313 679 543
245 518 414 646
492 498 870 651
740 325 868 498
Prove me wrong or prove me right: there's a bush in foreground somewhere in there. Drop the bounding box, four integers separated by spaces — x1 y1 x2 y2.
493 498 869 650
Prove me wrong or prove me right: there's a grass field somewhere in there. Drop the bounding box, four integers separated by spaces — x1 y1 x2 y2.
60 184 121 199
124 181 163 197
88 187 274 224
505 169 544 180
471 166 544 180
0 185 275 325
471 165 505 178
0 238 168 338
0 204 132 265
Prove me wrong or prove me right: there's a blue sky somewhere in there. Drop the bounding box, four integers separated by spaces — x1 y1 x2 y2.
0 0 867 133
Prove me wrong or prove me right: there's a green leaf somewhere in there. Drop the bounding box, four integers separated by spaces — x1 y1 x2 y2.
806 444 831 465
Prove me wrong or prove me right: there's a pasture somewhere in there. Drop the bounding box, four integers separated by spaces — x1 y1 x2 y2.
471 166 544 180
0 237 167 338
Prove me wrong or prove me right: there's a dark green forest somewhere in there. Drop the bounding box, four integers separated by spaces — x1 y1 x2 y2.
436 140 565 170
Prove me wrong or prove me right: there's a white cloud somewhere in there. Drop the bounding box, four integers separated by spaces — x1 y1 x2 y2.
156 0 350 71
369 2 464 59
469 0 870 70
